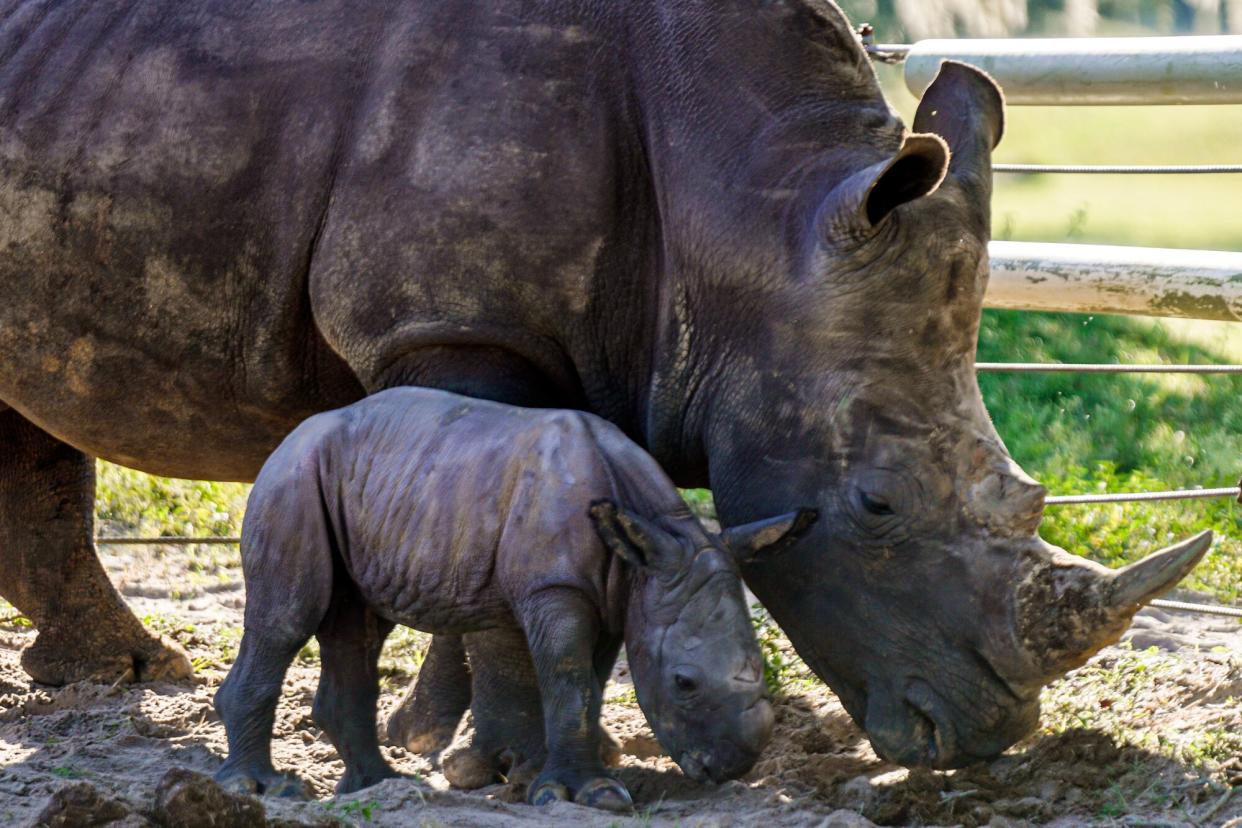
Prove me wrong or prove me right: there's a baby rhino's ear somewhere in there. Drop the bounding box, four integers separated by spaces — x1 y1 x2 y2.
723 508 819 564
589 500 656 569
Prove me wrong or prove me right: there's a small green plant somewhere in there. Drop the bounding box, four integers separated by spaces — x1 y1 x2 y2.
1096 784 1128 819
680 488 716 523
751 605 804 697
0 599 32 628
296 639 321 664
323 799 380 823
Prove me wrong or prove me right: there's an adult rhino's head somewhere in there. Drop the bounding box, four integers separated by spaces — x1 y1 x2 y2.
700 61 1211 768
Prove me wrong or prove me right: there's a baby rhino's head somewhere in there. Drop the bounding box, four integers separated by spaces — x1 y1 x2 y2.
589 501 817 783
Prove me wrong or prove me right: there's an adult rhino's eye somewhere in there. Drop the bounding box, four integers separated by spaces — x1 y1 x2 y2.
859 491 894 516
674 673 698 694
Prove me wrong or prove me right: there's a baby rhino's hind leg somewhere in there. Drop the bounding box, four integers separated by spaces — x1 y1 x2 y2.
313 587 400 794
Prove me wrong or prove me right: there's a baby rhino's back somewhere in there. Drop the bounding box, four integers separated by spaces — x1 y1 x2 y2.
253 387 622 634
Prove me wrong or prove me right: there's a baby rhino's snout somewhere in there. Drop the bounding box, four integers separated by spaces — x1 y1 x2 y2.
681 695 775 783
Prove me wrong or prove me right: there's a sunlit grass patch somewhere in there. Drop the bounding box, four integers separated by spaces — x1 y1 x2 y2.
95 461 249 540
379 625 431 686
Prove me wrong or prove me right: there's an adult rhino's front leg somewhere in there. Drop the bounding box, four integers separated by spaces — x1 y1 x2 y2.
440 628 547 790
0 409 192 685
386 633 472 754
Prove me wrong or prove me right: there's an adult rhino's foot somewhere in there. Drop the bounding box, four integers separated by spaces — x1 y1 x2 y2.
385 688 460 754
442 741 544 790
441 723 618 790
215 765 310 799
0 410 193 687
529 769 633 813
385 634 471 754
21 626 193 686
445 628 547 790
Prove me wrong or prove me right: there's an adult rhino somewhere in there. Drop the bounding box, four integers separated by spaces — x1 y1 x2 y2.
0 0 1208 769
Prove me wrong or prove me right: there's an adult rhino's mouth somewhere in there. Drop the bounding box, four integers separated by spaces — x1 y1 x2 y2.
863 676 1040 769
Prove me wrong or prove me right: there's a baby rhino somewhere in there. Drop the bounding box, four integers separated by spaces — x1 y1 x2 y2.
215 387 815 811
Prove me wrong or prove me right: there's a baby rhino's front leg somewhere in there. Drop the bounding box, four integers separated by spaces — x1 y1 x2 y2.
519 589 632 813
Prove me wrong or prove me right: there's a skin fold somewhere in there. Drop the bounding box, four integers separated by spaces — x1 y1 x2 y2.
0 0 1207 764
214 387 811 810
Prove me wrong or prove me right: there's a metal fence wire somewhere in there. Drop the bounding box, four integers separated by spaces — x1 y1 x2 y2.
994 164 1242 175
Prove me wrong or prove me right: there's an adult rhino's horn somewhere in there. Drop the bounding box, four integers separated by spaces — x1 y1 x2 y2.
1014 531 1212 679
1109 530 1213 609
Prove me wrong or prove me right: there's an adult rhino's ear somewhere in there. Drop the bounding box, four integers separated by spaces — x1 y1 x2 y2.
912 60 1005 218
820 134 949 235
724 508 818 564
589 500 658 569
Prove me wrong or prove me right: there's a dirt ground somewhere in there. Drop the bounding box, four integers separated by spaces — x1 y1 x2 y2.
1 541 1240 827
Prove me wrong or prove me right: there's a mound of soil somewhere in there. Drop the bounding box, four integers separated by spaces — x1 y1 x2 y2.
1 542 1239 827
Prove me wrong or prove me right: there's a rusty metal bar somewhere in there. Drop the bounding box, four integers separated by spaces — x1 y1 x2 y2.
976 363 1242 374
985 241 1242 323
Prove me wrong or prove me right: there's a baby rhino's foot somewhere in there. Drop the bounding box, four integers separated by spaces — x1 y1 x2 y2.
215 765 310 799
529 769 633 813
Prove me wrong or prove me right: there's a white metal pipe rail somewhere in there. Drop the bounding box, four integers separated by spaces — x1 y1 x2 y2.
898 36 1242 105
985 241 1242 322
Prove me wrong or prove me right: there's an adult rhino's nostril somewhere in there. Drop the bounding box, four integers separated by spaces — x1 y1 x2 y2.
864 688 943 768
906 681 962 768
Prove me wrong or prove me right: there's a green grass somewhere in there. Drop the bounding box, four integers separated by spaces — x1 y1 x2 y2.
979 310 1242 601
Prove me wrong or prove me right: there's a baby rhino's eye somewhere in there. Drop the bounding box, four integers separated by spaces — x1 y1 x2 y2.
674 673 698 694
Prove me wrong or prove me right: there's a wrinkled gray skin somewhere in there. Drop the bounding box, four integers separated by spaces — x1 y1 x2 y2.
0 0 1209 767
215 387 806 809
